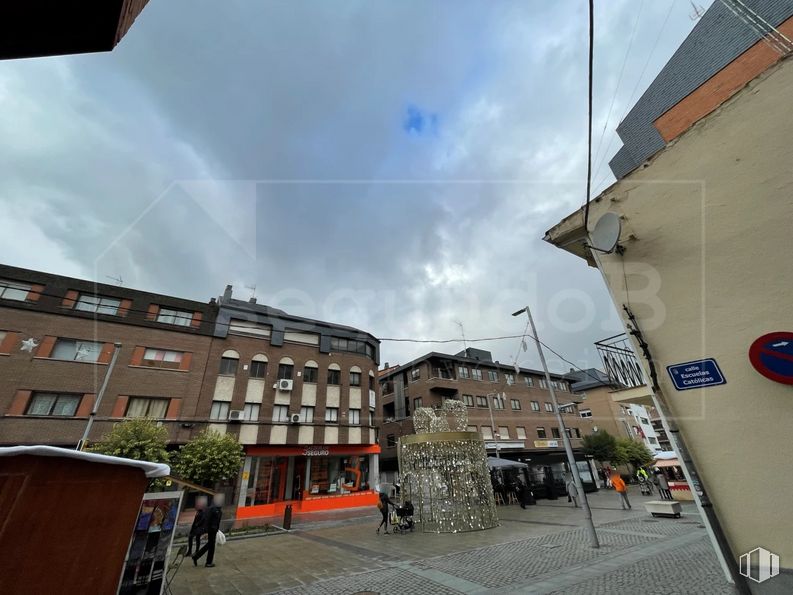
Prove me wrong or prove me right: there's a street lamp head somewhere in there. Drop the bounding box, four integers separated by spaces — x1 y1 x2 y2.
512 307 528 317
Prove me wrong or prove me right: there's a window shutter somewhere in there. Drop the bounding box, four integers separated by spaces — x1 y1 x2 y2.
36 336 56 358
76 394 95 417
7 390 32 415
179 352 192 371
98 343 115 364
130 346 145 366
61 290 79 309
145 304 159 321
26 284 45 302
118 299 133 317
165 398 182 419
0 331 19 354
190 312 203 329
111 396 129 418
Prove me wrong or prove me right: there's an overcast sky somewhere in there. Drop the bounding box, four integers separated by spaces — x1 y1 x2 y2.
0 0 710 373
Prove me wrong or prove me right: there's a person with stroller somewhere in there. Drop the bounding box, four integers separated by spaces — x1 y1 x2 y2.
376 490 396 534
656 469 673 500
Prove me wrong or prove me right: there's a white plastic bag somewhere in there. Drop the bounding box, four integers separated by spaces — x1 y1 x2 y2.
215 530 227 546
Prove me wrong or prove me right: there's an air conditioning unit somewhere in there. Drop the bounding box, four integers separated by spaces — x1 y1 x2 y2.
228 409 244 422
278 379 294 391
290 413 301 424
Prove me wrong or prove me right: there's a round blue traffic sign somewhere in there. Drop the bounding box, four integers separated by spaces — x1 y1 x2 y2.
749 332 793 385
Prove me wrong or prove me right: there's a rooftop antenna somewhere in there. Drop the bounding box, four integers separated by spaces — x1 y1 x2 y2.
244 284 257 300
689 1 705 20
105 274 123 286
455 320 468 352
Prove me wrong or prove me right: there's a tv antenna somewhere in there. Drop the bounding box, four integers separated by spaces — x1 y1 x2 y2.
585 212 623 254
105 274 124 286
689 1 706 21
244 284 257 300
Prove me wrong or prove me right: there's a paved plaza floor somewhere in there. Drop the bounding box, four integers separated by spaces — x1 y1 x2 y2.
171 490 736 594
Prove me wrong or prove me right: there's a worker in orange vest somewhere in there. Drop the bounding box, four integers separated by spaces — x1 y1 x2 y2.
611 472 632 510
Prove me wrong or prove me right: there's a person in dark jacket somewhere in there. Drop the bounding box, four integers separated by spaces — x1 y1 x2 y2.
186 496 208 557
192 494 224 567
376 490 395 534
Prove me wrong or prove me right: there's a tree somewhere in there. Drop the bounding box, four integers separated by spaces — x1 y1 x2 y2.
620 438 654 470
581 430 617 464
89 418 170 465
171 430 244 487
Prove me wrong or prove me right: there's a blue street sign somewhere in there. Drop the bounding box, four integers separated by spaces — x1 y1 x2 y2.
666 358 726 391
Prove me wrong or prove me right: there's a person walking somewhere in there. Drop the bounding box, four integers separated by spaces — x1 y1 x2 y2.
656 470 672 500
564 472 579 508
192 494 223 568
186 496 208 557
376 491 395 534
611 472 631 510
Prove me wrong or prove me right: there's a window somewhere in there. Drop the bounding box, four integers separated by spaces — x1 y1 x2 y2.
210 401 230 421
51 339 102 362
330 337 375 359
299 406 315 423
250 360 267 378
26 393 81 416
414 397 423 409
558 382 567 392
0 279 31 301
505 373 515 385
278 363 294 380
142 348 183 369
349 371 361 387
74 294 121 315
466 425 477 432
537 427 547 439
471 369 483 381
545 402 554 412
349 409 361 425
386 434 397 447
525 376 534 387
463 394 474 407
573 428 581 438
511 399 521 411
219 357 239 375
516 426 527 439
327 369 341 385
302 365 317 383
325 407 339 423
126 397 168 418
410 368 421 381
540 378 548 389
649 436 658 444
272 405 289 422
530 400 540 411
492 396 504 410
369 374 375 391
551 427 560 438
580 409 593 418
368 410 374 426
243 403 260 421
156 308 192 327
641 417 650 425
481 427 493 440
488 370 498 382
551 381 559 390
458 366 470 379
498 426 510 439
475 395 488 407
565 427 581 439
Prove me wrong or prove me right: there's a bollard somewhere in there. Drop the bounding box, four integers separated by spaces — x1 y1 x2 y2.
283 504 293 530
527 490 536 506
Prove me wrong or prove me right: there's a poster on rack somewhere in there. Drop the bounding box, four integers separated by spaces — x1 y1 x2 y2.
118 490 183 595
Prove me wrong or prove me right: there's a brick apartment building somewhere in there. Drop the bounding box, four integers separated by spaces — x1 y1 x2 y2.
0 264 381 517
378 348 598 493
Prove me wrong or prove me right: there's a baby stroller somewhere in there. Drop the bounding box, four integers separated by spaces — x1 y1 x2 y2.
639 478 654 496
391 501 415 534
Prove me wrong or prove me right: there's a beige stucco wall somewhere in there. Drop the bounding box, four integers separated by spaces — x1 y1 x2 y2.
550 58 793 568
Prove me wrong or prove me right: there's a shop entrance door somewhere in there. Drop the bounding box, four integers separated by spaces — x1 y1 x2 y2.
273 457 288 501
291 457 306 500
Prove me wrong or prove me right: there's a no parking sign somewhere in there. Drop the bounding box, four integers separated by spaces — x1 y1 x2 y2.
749 332 793 385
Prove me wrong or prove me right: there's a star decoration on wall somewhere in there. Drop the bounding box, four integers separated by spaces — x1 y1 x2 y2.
20 338 39 353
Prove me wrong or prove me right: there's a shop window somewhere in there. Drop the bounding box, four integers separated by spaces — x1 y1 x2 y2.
126 397 168 418
327 369 341 385
249 360 267 378
51 339 102 362
74 294 121 315
537 426 547 439
325 407 339 423
272 404 289 422
349 371 361 387
349 408 361 425
302 365 318 383
243 403 260 421
26 392 81 417
210 401 230 421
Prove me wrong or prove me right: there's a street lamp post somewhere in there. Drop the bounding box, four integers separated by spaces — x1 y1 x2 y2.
77 342 121 451
513 306 600 549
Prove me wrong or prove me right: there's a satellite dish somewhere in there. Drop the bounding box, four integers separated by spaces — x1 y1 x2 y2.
589 212 622 254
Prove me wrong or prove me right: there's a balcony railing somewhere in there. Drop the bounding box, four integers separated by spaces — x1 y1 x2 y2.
595 333 646 389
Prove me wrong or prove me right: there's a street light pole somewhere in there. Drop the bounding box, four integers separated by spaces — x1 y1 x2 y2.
77 342 121 451
513 306 600 548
